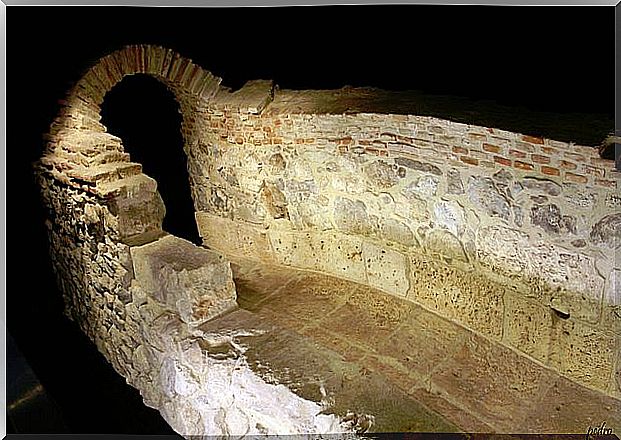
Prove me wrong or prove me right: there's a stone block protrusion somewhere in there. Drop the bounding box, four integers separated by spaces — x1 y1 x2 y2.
130 235 237 327
105 173 166 244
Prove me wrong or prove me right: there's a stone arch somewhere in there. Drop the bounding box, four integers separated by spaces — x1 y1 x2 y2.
40 45 222 244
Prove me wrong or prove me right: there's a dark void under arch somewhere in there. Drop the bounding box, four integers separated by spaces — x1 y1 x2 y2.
100 74 201 245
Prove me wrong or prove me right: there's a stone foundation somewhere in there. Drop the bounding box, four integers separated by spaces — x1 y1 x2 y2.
36 44 620 435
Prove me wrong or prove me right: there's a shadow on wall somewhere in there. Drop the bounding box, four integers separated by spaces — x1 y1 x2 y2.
100 74 201 245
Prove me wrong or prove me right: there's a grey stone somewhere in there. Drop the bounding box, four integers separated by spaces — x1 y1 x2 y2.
493 169 514 183
530 195 548 205
334 196 374 236
571 239 587 248
530 204 576 235
268 153 286 174
590 213 621 249
564 191 597 209
467 176 511 221
379 218 416 246
363 160 400 189
447 169 464 194
261 182 288 220
403 175 440 199
285 179 317 202
521 177 562 196
394 157 442 176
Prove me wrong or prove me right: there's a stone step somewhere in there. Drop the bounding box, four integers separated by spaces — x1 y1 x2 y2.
130 235 237 327
96 173 158 199
67 161 142 185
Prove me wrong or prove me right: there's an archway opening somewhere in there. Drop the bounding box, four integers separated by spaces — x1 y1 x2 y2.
100 74 201 245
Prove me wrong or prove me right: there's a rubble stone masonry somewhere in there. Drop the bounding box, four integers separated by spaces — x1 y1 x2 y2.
36 45 620 430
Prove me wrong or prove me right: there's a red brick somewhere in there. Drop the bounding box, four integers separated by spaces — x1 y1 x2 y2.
513 161 534 171
509 149 527 159
539 145 558 155
559 160 577 170
565 172 588 184
531 154 550 164
460 156 479 166
452 146 469 155
522 135 544 145
595 179 617 188
590 157 615 166
365 147 379 156
468 133 487 141
358 139 372 146
338 137 354 145
514 141 536 153
564 152 586 162
295 138 305 144
482 143 501 153
541 166 560 176
583 165 605 178
494 156 512 166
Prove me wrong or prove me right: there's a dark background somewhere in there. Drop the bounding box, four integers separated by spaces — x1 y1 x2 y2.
7 5 615 434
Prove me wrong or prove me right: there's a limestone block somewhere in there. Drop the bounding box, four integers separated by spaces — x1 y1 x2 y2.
105 174 165 243
590 213 621 249
503 292 553 363
130 235 237 327
430 334 559 432
549 318 617 392
267 229 322 271
433 200 466 237
333 196 375 236
319 232 366 284
467 176 511 222
424 229 468 264
363 241 409 297
408 255 504 340
196 212 275 262
363 159 400 190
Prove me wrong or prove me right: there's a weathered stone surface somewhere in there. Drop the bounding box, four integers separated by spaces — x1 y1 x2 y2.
363 159 400 189
394 157 442 176
402 175 439 199
196 212 276 262
130 235 237 326
333 196 375 236
408 256 503 340
363 241 409 297
530 203 576 235
37 44 621 436
503 293 552 363
260 181 289 219
106 175 166 243
433 200 465 237
467 176 511 221
590 213 621 249
446 168 464 194
424 229 468 263
521 176 562 196
431 334 558 432
549 318 617 392
379 218 416 247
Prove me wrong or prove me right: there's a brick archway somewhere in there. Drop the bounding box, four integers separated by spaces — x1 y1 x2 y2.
40 45 222 244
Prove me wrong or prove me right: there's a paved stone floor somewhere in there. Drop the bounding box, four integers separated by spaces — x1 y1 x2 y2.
198 256 620 435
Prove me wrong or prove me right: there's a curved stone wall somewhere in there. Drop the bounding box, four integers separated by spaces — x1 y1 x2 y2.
36 44 620 422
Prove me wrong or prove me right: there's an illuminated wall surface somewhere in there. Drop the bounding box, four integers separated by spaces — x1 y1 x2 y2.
35 45 620 435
